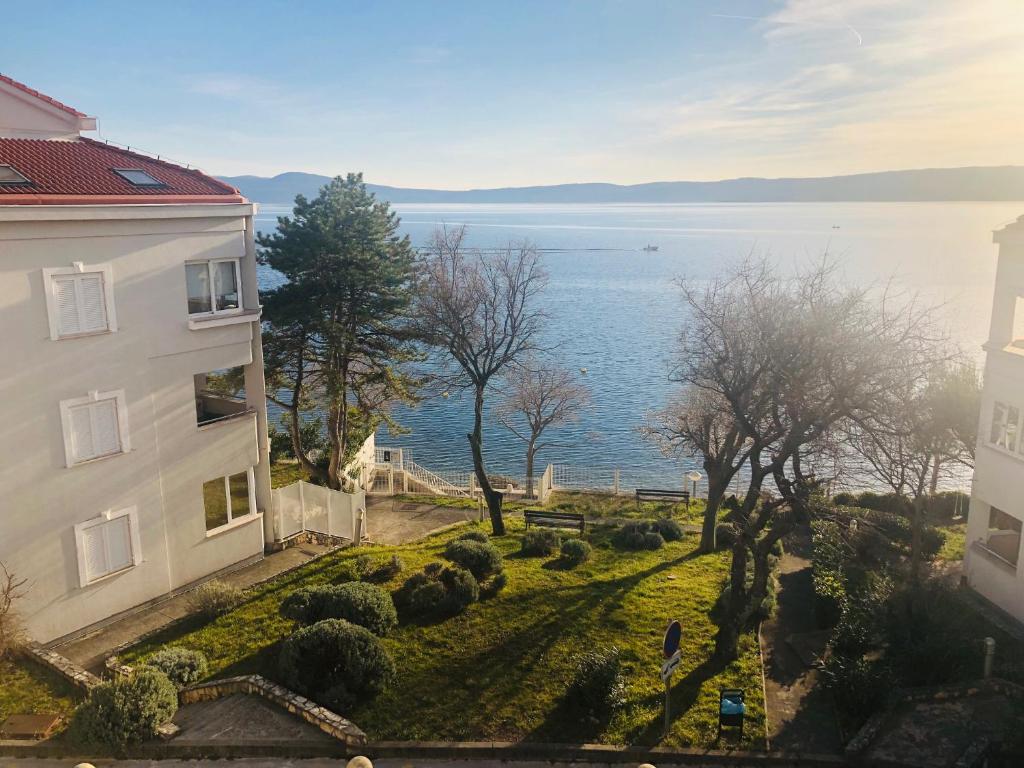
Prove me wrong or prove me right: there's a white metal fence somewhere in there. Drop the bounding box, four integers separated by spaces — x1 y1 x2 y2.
550 464 622 494
272 480 368 542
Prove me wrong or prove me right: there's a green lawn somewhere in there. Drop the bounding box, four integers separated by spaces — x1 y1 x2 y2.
270 461 309 489
398 490 711 526
937 523 966 562
0 656 79 722
122 518 764 748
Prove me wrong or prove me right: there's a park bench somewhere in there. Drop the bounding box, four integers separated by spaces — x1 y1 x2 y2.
635 488 691 511
524 509 586 535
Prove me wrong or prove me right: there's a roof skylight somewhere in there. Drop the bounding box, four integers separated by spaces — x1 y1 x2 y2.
0 164 31 185
113 168 165 187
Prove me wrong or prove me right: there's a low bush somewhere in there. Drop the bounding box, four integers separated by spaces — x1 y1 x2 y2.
70 668 178 748
457 530 490 544
566 646 627 723
188 580 243 620
280 582 397 636
715 523 737 550
395 564 479 618
444 539 504 580
352 554 404 583
653 518 684 542
143 647 208 689
278 619 395 711
480 570 508 599
613 521 665 551
560 538 592 566
520 529 561 556
821 654 892 723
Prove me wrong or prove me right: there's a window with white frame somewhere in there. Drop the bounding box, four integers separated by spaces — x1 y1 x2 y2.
43 263 117 339
74 508 142 586
202 467 256 532
186 259 242 316
990 401 1022 453
60 390 131 467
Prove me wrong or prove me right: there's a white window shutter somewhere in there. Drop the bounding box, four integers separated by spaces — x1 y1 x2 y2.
105 516 133 572
90 400 121 457
77 274 108 333
55 277 81 336
81 525 107 584
70 405 95 462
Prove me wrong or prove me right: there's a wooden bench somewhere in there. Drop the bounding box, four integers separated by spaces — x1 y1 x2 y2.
524 509 585 535
635 488 691 510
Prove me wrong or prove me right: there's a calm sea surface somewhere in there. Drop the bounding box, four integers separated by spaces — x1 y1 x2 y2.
255 202 1022 491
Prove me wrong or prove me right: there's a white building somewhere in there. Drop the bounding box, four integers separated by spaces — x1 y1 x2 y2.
965 213 1024 621
0 75 274 644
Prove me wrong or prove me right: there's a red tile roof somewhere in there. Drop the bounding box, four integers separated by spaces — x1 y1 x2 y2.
0 138 245 205
0 74 88 118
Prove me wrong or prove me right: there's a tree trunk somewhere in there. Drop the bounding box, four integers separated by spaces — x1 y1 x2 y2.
468 384 505 535
699 472 726 554
714 536 749 660
929 455 941 495
525 440 536 500
910 495 924 582
288 405 324 485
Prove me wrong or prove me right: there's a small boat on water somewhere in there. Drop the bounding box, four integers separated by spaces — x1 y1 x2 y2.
642 244 659 252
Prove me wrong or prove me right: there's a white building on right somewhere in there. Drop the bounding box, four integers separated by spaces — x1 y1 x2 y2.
965 214 1024 621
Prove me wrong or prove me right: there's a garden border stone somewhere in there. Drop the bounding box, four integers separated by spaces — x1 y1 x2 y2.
178 674 367 746
20 644 101 692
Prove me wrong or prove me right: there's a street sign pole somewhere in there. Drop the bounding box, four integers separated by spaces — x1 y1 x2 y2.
661 619 683 741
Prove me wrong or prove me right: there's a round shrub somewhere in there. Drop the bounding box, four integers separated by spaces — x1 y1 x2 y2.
278 619 395 711
520 529 561 556
715 523 737 550
613 521 664 551
457 530 490 544
281 583 397 636
188 580 242 620
480 570 508 599
444 539 503 580
396 564 479 618
643 531 665 550
70 668 178 748
653 518 684 542
566 646 627 723
143 647 208 689
560 538 592 566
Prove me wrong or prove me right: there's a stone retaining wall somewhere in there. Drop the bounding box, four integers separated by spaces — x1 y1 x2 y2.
21 645 101 693
179 674 366 746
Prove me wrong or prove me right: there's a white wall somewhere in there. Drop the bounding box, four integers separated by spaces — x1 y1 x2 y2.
0 204 267 642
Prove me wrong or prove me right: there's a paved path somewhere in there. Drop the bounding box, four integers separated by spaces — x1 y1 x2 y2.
366 495 478 544
759 531 842 753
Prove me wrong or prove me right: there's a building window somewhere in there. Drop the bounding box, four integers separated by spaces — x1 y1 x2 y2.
186 259 241 316
984 507 1022 568
194 367 249 427
60 390 130 467
203 468 256 533
42 263 117 339
990 401 1021 453
74 508 142 586
112 168 165 187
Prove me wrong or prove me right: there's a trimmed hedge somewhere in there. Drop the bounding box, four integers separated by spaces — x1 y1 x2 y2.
395 564 479 618
613 521 665 551
444 539 503 580
70 668 178 748
520 529 561 556
566 646 627 723
278 618 395 711
456 530 490 544
653 518 684 542
280 582 397 636
143 647 208 689
560 538 592 566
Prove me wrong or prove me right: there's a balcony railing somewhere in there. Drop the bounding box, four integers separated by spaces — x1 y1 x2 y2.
196 391 253 427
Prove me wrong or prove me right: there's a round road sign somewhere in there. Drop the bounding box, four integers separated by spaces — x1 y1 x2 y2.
663 619 682 658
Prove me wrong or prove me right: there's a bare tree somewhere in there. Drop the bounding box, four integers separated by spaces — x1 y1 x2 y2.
674 259 944 659
416 226 549 534
643 388 750 553
497 359 590 498
0 562 27 658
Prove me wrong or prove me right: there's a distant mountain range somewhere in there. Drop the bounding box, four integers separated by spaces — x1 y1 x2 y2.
219 166 1024 205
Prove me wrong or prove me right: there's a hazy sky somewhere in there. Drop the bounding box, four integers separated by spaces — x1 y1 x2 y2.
5 0 1022 188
